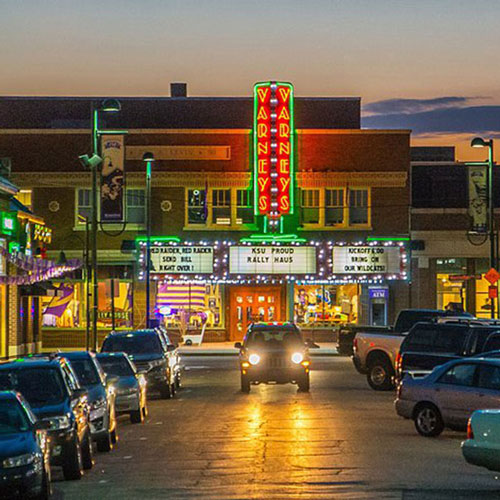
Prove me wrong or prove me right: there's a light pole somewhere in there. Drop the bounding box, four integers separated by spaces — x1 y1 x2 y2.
471 137 495 318
142 152 155 328
90 99 121 350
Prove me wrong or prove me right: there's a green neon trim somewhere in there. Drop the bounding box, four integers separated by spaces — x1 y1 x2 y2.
240 233 307 243
135 236 181 243
465 162 489 166
366 237 410 241
253 82 267 217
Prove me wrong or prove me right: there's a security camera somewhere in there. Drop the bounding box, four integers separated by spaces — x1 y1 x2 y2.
78 154 103 169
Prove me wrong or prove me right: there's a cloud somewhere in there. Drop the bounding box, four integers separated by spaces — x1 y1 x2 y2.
363 96 482 115
362 105 500 135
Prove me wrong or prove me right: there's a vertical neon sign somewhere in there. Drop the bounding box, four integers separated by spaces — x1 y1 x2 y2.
254 81 294 230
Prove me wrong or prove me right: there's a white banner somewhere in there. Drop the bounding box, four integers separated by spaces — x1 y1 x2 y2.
229 246 316 274
150 246 213 274
332 246 402 274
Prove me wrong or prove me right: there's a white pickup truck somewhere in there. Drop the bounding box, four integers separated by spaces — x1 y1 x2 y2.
352 309 464 391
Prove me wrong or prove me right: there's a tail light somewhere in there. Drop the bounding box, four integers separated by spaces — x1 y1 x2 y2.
353 338 358 351
467 419 474 440
395 352 402 373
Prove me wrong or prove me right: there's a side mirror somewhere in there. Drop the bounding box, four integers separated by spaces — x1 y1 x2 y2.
72 388 87 399
234 342 242 349
34 420 50 431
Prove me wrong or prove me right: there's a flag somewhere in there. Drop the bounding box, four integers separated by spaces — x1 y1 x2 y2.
43 285 74 317
156 284 206 310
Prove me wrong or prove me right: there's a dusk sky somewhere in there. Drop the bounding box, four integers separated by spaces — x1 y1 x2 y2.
2 0 499 160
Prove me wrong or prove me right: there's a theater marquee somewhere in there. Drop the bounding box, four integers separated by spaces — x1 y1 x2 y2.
332 246 404 275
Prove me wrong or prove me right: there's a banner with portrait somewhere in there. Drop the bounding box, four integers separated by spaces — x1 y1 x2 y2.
468 164 487 233
101 135 125 222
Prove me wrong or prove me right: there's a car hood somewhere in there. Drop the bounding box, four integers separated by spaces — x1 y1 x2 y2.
115 376 139 391
84 384 106 404
0 432 37 461
30 401 67 420
127 353 163 363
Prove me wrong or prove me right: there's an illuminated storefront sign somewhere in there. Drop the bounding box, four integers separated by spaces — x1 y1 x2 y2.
332 246 405 275
229 246 316 275
33 224 52 244
0 211 16 236
150 246 213 274
254 81 294 227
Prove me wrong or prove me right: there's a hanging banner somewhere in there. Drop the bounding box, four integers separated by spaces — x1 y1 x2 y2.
101 135 125 223
468 165 487 233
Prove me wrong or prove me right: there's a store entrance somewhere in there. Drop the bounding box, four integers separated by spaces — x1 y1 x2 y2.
229 286 283 341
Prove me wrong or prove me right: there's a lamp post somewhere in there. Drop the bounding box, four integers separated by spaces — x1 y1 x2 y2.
142 152 155 328
90 99 121 350
471 137 495 318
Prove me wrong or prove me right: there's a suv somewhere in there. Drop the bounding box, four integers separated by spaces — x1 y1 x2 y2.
0 357 93 480
235 322 311 393
101 330 177 399
57 351 118 452
397 321 500 380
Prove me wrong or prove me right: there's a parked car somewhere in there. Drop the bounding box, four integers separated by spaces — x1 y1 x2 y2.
154 326 182 389
96 353 148 424
0 391 51 499
396 321 500 382
0 357 93 480
57 352 117 452
235 322 311 393
395 358 500 437
462 409 500 471
101 330 177 399
336 324 390 356
352 309 473 391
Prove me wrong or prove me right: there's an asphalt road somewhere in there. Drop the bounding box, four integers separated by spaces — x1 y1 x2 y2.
53 356 500 499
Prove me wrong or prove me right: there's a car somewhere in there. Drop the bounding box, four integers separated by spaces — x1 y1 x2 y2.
0 391 51 499
0 357 93 480
154 327 182 390
57 352 117 452
395 358 500 437
96 353 148 424
235 322 311 393
101 330 177 399
462 409 500 471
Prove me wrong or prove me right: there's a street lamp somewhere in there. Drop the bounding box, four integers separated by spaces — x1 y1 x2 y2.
471 136 495 317
90 99 121 350
142 152 155 328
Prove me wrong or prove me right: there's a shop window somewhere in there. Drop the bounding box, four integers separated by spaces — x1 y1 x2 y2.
436 274 465 313
76 189 91 224
212 189 231 224
349 189 369 225
301 189 320 224
187 189 206 224
97 281 133 328
236 189 254 225
325 189 344 226
126 189 145 224
15 190 32 211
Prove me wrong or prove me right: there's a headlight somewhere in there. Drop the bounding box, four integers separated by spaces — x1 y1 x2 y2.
2 452 39 468
43 415 71 430
291 352 304 364
248 354 260 365
91 398 106 410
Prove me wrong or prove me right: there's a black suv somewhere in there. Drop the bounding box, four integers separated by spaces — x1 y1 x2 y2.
0 357 93 480
101 330 177 399
235 322 311 393
397 321 500 380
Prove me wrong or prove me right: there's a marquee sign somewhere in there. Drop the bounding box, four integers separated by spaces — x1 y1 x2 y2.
150 246 213 274
229 246 316 275
332 246 405 275
254 81 294 227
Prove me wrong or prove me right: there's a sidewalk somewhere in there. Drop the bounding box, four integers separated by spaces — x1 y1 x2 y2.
179 342 338 356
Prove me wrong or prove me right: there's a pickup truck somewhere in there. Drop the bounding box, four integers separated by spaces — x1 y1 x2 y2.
352 309 470 391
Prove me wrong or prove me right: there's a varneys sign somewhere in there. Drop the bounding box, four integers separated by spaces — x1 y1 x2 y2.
332 246 404 274
150 246 213 274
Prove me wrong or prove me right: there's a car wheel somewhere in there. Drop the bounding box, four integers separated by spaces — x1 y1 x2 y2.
130 408 144 424
367 359 394 391
185 339 192 346
159 383 171 399
241 373 250 393
62 435 83 480
414 403 444 437
298 373 310 392
81 429 94 470
96 431 112 452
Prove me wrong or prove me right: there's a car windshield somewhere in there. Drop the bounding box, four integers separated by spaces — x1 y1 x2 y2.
247 328 303 348
98 357 135 377
0 400 30 434
67 359 100 386
0 368 65 407
102 334 162 355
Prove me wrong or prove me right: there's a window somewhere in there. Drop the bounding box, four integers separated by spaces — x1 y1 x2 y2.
126 189 145 224
301 189 320 224
77 189 91 223
325 189 344 226
212 189 231 223
432 328 466 354
236 189 254 224
477 364 500 391
187 189 206 224
405 327 437 352
15 190 32 211
349 189 369 225
438 363 476 386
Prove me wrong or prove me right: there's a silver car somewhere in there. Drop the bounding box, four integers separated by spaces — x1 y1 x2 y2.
395 358 500 437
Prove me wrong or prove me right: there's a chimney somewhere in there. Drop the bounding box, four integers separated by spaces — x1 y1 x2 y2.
170 82 187 98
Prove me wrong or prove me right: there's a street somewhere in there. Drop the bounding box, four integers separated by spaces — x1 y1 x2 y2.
53 356 500 499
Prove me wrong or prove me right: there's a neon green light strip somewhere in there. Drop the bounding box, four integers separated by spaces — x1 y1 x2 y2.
135 236 181 243
366 237 410 241
240 233 307 243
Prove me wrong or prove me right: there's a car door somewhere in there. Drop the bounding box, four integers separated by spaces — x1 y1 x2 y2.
475 363 500 410
432 362 479 427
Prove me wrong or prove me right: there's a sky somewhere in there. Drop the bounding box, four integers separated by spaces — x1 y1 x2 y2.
1 0 500 161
